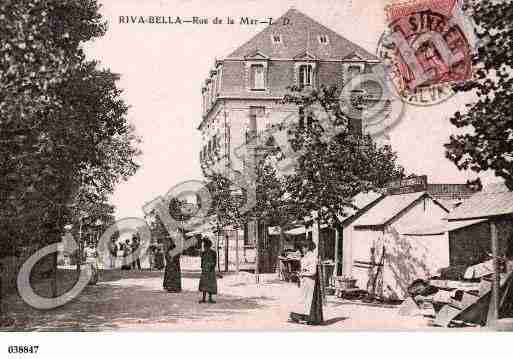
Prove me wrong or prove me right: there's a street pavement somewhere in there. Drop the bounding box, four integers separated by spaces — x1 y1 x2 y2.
1 269 436 331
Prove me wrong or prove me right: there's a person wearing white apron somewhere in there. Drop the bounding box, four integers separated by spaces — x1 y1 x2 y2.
289 240 323 325
84 244 99 284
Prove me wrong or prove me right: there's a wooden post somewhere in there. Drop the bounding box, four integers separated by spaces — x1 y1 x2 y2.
488 221 500 326
255 219 260 284
76 220 83 274
0 263 3 318
216 231 221 272
334 226 340 277
235 229 240 273
312 219 320 259
224 232 229 272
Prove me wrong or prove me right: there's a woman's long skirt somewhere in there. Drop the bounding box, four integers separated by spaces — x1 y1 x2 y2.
163 255 182 292
86 261 99 285
154 252 164 270
290 274 323 325
199 270 217 294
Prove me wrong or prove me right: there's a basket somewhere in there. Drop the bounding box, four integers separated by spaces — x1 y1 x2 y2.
336 277 357 290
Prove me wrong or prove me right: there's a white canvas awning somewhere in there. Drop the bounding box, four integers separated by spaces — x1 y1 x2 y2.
284 226 306 235
401 218 487 236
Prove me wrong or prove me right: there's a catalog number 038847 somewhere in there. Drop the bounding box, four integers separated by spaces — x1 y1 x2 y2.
8 345 39 354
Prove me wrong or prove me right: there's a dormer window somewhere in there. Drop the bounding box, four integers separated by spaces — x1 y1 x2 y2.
319 35 329 44
299 64 313 87
348 65 361 76
346 63 365 81
271 34 282 44
244 53 269 92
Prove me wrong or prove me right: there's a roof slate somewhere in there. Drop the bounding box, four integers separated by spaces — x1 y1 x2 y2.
446 182 513 220
352 191 446 227
226 8 379 61
336 191 384 223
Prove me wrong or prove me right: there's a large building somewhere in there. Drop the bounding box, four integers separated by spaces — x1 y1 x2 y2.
198 8 381 176
198 8 386 272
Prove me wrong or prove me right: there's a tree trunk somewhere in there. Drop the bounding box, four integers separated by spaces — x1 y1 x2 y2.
235 229 240 273
51 251 58 298
0 269 3 317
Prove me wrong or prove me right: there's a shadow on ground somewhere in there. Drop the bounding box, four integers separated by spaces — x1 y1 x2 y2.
2 270 267 332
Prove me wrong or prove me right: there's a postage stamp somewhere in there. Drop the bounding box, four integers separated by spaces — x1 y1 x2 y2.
379 0 475 106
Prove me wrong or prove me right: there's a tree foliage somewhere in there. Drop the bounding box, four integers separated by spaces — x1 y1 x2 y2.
445 0 513 188
201 85 403 232
0 0 140 257
281 85 403 225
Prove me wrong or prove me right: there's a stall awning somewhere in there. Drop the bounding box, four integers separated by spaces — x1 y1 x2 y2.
285 226 306 235
401 218 488 236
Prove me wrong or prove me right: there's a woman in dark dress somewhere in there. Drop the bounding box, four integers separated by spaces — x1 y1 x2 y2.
154 247 165 270
199 238 217 303
121 241 132 270
163 241 182 292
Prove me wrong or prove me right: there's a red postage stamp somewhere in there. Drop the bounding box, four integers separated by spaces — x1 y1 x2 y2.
380 0 474 105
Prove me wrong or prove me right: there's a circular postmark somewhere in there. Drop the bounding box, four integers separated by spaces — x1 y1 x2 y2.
377 5 474 106
339 67 405 138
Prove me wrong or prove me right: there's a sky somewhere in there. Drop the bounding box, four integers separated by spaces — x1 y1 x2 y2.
84 0 496 220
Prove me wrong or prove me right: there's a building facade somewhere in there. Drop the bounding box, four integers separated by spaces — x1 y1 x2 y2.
198 8 381 176
197 8 384 272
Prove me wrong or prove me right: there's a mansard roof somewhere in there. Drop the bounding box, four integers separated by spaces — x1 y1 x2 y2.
226 8 379 61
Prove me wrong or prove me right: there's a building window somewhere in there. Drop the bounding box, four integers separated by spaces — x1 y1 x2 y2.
212 76 217 99
298 107 314 128
271 34 281 44
215 68 222 96
247 107 264 141
250 64 266 90
348 65 362 78
318 35 329 44
298 64 313 87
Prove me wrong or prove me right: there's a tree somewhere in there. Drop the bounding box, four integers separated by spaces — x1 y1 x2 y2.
202 149 293 234
146 197 200 255
281 85 403 226
445 0 513 189
203 172 243 230
0 0 140 277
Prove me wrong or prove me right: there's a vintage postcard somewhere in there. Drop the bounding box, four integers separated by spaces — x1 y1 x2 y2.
2 0 513 343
